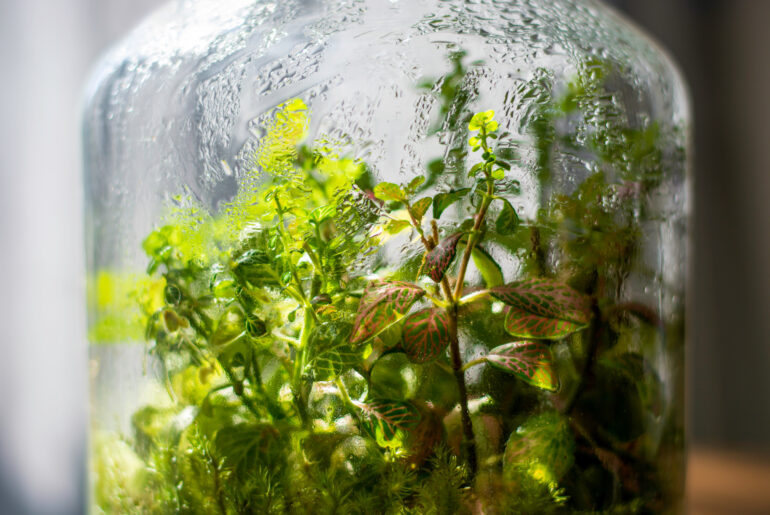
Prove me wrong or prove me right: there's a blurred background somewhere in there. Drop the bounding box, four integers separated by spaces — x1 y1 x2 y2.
0 0 768 513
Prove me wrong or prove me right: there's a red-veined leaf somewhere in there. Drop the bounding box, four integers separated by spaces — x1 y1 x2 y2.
485 341 559 391
502 306 587 340
411 197 432 223
402 308 451 363
491 278 591 339
353 399 420 441
425 233 464 283
373 182 405 202
351 281 425 344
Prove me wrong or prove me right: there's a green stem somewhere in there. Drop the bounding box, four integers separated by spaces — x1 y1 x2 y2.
460 357 487 373
334 377 355 410
221 359 262 420
458 289 491 306
291 306 315 428
452 178 494 300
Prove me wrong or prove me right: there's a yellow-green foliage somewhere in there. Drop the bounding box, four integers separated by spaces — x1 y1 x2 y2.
87 271 165 343
160 98 366 264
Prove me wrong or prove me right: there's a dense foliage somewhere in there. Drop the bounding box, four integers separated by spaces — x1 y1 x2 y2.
91 56 684 514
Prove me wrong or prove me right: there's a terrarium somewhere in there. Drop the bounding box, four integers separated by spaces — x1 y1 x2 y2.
83 0 689 512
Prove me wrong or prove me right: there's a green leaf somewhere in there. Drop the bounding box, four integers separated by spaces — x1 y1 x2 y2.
310 203 337 223
350 281 426 344
374 182 406 202
406 176 426 195
469 110 498 132
384 219 411 235
491 279 591 339
491 168 505 180
471 246 504 288
504 412 575 482
308 322 361 381
232 249 282 286
599 353 663 417
485 341 559 391
370 353 420 400
496 199 520 235
215 424 282 475
353 399 420 441
211 306 246 347
411 197 433 223
402 308 451 363
425 233 464 283
433 188 470 219
469 162 484 178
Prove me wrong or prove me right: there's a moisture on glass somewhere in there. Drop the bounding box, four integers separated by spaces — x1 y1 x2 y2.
83 0 689 512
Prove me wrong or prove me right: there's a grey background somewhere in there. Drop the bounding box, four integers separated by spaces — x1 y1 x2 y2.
0 0 767 513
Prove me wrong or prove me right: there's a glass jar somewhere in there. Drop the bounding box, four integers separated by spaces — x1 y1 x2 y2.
84 0 689 512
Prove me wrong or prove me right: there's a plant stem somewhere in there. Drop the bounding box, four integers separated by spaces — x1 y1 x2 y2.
448 302 477 473
453 177 494 300
458 289 491 306
460 356 487 372
221 360 263 420
408 201 478 473
564 299 602 415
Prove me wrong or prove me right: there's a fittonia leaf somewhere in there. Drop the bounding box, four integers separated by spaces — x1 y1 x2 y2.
351 281 425 344
504 412 575 483
402 308 451 363
485 341 559 392
491 279 591 339
353 399 420 441
307 322 361 381
425 233 464 283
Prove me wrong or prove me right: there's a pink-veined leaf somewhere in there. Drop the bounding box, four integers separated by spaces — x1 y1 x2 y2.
503 306 587 340
425 233 465 283
491 278 591 339
350 281 425 344
353 399 420 441
485 341 559 391
402 308 451 363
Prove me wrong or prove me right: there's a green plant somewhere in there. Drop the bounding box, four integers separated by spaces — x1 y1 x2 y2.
91 56 683 514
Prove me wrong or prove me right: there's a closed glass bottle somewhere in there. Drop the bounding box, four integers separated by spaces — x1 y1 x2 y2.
84 0 689 512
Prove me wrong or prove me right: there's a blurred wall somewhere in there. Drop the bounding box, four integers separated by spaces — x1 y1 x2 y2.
0 1 166 514
0 0 768 513
611 0 770 452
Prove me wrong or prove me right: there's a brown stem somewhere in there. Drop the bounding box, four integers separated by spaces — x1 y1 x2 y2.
530 225 546 276
448 303 477 473
408 201 477 473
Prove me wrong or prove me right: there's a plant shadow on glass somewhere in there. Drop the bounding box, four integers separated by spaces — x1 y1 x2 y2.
91 55 682 514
